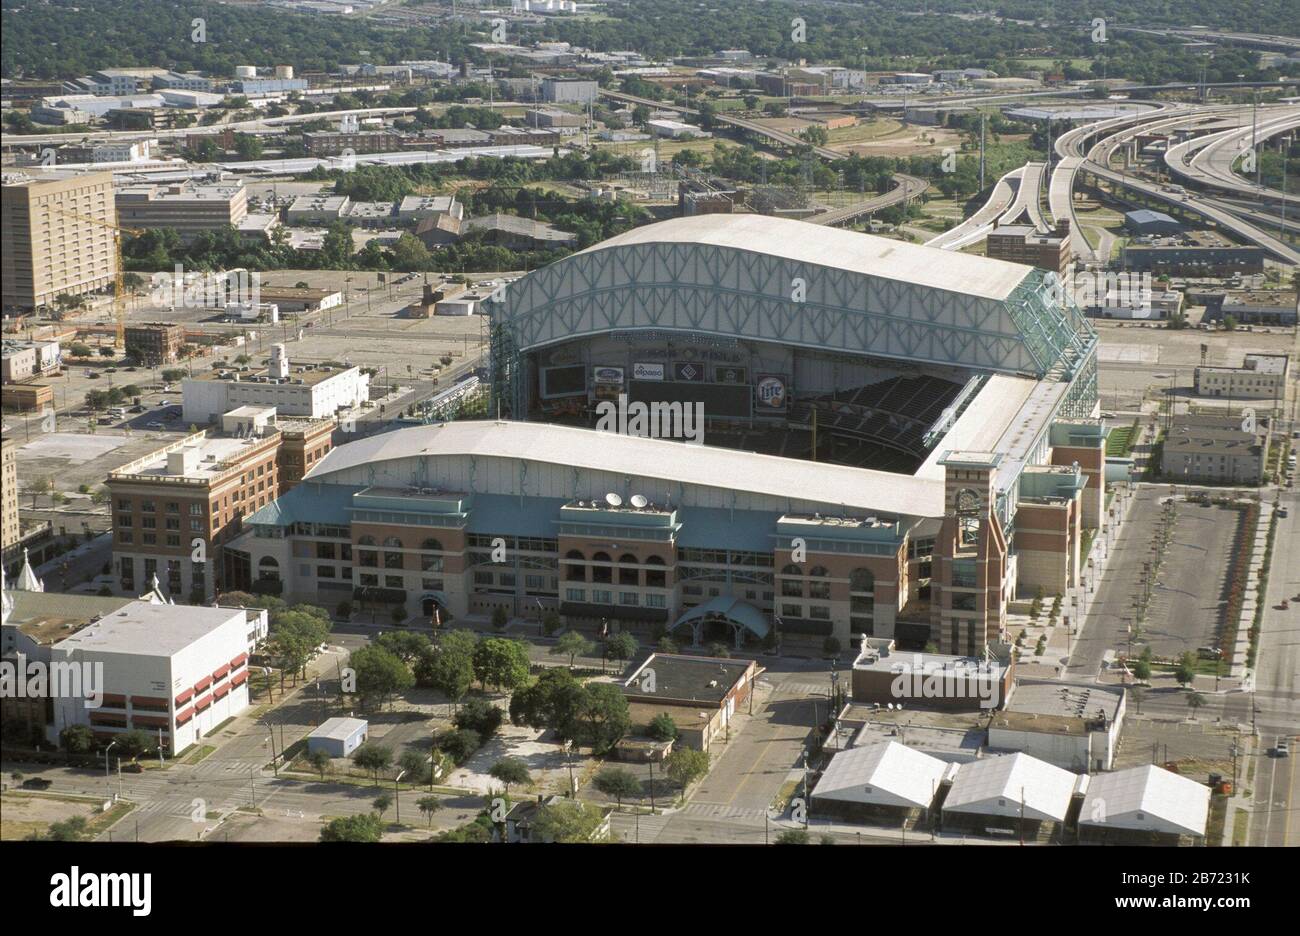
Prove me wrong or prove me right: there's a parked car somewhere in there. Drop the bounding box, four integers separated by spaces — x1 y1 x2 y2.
121 762 144 774
1275 737 1290 758
21 777 52 790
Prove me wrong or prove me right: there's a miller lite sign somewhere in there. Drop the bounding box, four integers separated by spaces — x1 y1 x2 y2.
756 375 787 411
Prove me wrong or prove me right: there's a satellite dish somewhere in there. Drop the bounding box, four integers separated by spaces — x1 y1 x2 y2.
630 494 648 508
605 492 623 508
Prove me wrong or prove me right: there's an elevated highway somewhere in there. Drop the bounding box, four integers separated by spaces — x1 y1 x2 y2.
1163 108 1300 207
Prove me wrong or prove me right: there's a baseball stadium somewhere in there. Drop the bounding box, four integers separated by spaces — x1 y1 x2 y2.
228 214 1106 656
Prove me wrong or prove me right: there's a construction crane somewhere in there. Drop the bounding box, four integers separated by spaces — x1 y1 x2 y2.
44 204 144 349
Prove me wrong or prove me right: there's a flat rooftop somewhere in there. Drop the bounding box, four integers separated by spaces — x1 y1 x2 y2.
310 717 368 741
5 592 134 647
111 432 276 481
623 653 753 706
189 363 355 387
51 600 244 657
847 707 988 761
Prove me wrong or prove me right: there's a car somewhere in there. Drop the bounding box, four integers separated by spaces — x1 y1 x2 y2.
121 762 144 774
1279 508 1290 519
1275 737 1290 758
21 777 52 790
146 421 164 429
158 400 170 407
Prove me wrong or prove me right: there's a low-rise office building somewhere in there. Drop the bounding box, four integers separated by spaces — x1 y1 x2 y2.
1194 353 1289 401
307 716 369 757
850 637 1013 712
2 581 266 755
1160 413 1266 484
622 653 759 753
124 322 185 365
987 680 1124 772
1 339 61 383
116 180 249 244
107 405 334 600
182 344 367 424
986 220 1072 277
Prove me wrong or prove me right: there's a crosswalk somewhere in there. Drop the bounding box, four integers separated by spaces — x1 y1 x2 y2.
679 801 768 821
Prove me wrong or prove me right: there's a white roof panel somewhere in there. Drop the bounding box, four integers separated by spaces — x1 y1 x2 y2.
1080 765 1210 837
307 420 946 518
584 215 1033 302
944 752 1078 822
813 741 949 809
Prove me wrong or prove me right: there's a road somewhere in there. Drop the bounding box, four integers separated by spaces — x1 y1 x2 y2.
1244 486 1300 847
925 165 1022 250
1164 108 1300 208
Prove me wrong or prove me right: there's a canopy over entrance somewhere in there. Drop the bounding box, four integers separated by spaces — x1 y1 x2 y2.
672 596 770 649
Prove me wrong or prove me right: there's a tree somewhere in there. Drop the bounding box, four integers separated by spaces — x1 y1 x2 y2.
489 757 531 794
822 636 842 659
375 630 431 663
417 795 443 827
1129 685 1146 716
352 743 393 784
24 477 51 508
59 724 94 754
1132 658 1152 682
665 748 710 789
472 637 531 691
554 630 595 668
372 792 393 818
1175 651 1198 688
510 667 586 742
579 682 632 755
542 608 562 636
1186 691 1207 720
399 749 431 784
67 342 93 359
117 729 152 760
775 828 810 845
417 629 477 709
657 636 678 653
593 767 640 806
349 645 415 709
306 748 333 780
161 368 186 383
453 697 504 736
47 816 90 841
647 712 679 742
438 728 481 764
605 631 638 669
491 605 509 630
529 800 608 843
320 812 384 842
707 641 731 658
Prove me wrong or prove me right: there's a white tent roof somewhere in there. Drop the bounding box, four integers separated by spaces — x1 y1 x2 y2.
813 741 949 809
1080 765 1210 837
943 752 1080 822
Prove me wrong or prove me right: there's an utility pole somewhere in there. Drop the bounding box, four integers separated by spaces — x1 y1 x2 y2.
979 113 986 192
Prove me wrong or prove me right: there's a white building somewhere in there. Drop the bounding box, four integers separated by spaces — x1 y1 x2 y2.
48 600 264 754
813 741 952 813
182 345 369 424
647 119 710 140
942 752 1082 829
1079 765 1210 843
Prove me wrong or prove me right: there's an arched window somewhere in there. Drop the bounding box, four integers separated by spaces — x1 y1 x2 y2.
618 553 639 586
383 536 404 570
591 551 612 584
257 556 280 581
645 555 667 589
421 538 444 572
808 565 831 600
780 563 803 598
850 568 876 593
565 549 586 582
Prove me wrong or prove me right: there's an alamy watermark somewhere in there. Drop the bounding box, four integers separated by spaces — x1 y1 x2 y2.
594 393 705 445
1 653 104 708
